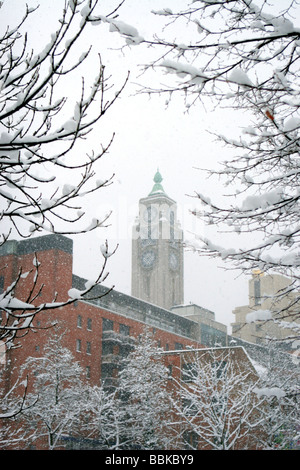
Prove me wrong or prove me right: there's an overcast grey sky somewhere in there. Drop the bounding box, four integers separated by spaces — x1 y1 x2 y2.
6 0 291 329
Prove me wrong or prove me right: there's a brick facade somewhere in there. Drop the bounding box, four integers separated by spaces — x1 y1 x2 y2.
0 234 264 450
0 234 203 392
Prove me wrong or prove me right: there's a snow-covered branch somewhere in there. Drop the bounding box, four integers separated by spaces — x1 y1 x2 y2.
134 0 300 339
0 0 127 346
0 239 116 349
0 0 128 241
169 348 261 449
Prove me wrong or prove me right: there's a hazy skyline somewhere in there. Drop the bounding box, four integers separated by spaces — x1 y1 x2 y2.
2 0 272 330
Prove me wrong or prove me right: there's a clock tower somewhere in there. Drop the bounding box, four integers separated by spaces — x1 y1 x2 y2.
131 170 184 310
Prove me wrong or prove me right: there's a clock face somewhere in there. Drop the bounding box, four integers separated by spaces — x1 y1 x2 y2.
141 249 156 268
169 252 179 270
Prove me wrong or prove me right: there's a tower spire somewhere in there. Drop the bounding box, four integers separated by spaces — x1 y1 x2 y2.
132 169 184 310
148 168 166 196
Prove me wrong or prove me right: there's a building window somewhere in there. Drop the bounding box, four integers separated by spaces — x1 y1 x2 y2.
145 275 151 298
86 341 91 355
182 398 198 416
212 361 227 379
76 339 82 352
0 341 6 365
147 206 151 239
175 342 183 350
86 366 91 379
102 318 113 331
87 318 92 331
102 341 114 355
182 362 197 383
212 395 227 416
232 324 241 334
119 324 130 336
77 315 82 328
183 431 198 450
172 277 176 306
254 279 261 305
170 210 174 240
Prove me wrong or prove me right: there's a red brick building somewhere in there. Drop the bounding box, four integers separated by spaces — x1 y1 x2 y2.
160 346 260 450
0 234 205 393
0 234 266 450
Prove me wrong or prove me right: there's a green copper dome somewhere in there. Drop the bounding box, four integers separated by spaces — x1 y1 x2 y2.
148 169 166 196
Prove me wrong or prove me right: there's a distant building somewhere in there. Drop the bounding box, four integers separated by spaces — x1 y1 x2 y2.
0 172 233 449
231 270 300 346
131 169 184 310
0 172 229 395
160 345 260 450
130 170 227 344
0 172 230 391
171 304 227 347
2 171 299 449
0 233 206 394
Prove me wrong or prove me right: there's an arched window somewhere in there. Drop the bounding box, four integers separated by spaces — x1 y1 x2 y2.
254 279 261 305
170 210 174 240
147 206 151 239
